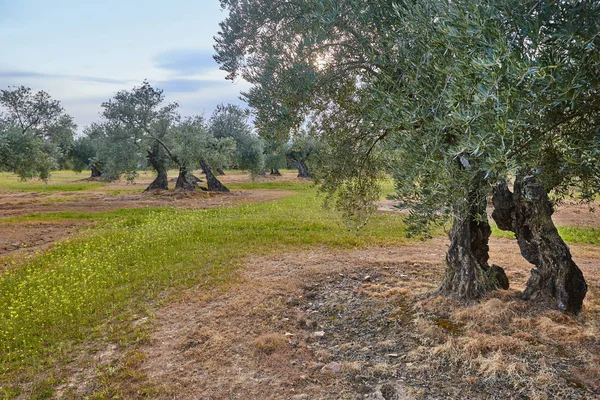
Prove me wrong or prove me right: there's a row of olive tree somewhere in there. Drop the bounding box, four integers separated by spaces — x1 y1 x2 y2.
0 81 319 189
214 0 599 313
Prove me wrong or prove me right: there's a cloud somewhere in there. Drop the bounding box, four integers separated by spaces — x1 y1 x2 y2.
157 78 225 93
154 49 218 76
0 70 131 85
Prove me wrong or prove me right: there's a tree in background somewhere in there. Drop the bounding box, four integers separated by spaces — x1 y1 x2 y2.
170 116 234 192
286 129 319 178
101 81 178 192
208 103 264 176
215 0 597 312
98 82 232 192
0 86 76 180
70 123 108 179
263 137 287 176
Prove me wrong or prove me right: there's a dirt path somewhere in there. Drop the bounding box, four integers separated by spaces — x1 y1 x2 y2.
134 239 599 399
0 190 292 257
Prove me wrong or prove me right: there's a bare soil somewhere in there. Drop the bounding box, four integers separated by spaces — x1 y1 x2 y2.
130 240 599 400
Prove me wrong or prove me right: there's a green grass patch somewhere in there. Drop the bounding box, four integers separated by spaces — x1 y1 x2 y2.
228 181 313 191
0 186 410 395
0 182 104 193
491 224 600 245
556 226 600 245
0 171 105 193
0 208 167 225
491 224 516 240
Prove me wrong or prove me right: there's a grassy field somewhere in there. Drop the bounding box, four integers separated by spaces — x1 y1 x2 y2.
0 176 411 398
0 171 599 398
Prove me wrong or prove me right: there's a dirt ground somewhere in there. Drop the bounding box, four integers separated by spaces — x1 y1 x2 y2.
2 171 599 399
123 239 597 400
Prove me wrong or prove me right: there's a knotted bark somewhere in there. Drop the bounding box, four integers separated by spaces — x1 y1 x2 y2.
200 159 229 192
144 144 169 192
175 165 198 191
90 165 102 179
288 156 311 178
440 179 509 300
492 177 587 314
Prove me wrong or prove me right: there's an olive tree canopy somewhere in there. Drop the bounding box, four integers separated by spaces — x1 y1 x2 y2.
215 0 598 312
0 86 76 180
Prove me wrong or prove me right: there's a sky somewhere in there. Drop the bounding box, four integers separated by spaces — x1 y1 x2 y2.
0 0 250 129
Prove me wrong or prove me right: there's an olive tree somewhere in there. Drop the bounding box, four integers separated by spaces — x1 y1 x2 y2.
0 86 75 180
215 0 597 312
101 81 179 191
208 103 264 176
71 123 109 178
170 116 234 192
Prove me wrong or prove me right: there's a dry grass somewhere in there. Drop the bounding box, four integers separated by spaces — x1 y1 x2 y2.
41 239 600 399
253 333 290 356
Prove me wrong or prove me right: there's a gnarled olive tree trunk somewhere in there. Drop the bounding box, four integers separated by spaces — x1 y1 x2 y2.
492 177 587 314
175 165 198 191
270 168 282 176
144 143 168 192
440 179 509 300
200 159 229 192
90 165 102 179
288 156 311 178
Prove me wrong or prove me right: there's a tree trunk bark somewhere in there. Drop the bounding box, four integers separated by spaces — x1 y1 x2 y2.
492 177 587 314
439 179 508 300
90 165 102 178
144 144 168 192
175 165 198 191
216 167 225 176
290 158 311 178
270 168 282 176
200 159 229 192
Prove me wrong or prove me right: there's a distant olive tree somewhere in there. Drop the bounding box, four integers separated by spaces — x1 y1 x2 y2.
208 103 264 176
101 81 178 191
170 116 234 192
0 86 76 180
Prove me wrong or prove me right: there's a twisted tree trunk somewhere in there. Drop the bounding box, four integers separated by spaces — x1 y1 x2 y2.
440 179 509 300
492 177 587 314
90 165 102 179
200 159 229 192
270 168 282 176
291 158 311 178
175 165 198 191
144 144 168 192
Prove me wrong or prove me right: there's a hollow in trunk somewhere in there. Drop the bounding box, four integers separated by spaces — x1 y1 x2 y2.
90 165 102 179
175 165 198 191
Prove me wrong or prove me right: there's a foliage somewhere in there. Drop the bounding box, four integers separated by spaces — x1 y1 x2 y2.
101 81 177 184
0 125 57 180
0 86 76 180
171 115 236 175
215 0 600 231
263 137 288 174
208 103 264 175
